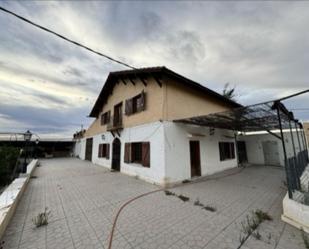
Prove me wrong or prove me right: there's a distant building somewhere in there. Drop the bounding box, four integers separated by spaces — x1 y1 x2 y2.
0 135 74 158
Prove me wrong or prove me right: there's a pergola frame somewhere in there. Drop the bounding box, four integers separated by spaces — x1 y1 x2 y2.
175 90 309 199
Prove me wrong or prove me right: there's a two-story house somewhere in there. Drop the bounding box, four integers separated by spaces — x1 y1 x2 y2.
74 67 242 185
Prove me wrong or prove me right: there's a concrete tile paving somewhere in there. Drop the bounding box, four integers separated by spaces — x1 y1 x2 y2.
1 158 306 249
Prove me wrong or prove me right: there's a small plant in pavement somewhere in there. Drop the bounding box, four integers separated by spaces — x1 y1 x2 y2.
177 194 190 202
164 190 175 196
32 207 51 228
203 205 216 212
237 209 273 249
194 198 203 207
254 209 272 222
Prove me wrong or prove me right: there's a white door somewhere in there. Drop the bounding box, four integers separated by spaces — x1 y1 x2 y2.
262 141 280 166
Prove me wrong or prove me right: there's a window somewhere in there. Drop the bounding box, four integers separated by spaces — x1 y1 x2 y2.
124 142 150 167
114 103 123 126
131 143 142 163
132 94 143 113
219 142 235 161
101 111 110 125
98 143 110 159
125 91 145 115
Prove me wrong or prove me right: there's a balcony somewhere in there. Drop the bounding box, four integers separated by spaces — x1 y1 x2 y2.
107 115 123 131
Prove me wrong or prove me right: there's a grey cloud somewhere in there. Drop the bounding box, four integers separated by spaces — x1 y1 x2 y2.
0 103 92 135
1 0 309 136
166 31 206 65
63 66 84 78
0 61 100 93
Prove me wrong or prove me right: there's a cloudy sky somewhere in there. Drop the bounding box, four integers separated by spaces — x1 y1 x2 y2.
0 1 308 138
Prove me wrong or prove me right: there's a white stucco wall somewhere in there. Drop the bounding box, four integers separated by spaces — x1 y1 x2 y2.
240 130 302 166
164 122 238 183
76 121 166 184
76 121 238 185
73 140 81 158
74 139 86 160
120 122 165 184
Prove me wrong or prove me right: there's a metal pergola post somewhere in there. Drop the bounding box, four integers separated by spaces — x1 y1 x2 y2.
289 119 300 189
234 131 240 167
299 123 309 161
276 104 292 198
295 122 303 154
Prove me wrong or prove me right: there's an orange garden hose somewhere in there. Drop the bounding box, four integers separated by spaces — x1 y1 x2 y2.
107 188 164 249
107 167 245 249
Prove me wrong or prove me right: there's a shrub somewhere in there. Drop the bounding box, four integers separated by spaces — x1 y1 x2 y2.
0 146 20 186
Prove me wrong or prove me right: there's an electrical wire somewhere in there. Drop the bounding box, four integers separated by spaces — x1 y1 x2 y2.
0 6 136 70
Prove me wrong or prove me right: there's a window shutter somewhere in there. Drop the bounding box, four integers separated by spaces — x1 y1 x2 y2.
141 91 146 111
231 143 235 158
142 142 150 167
219 142 224 161
125 99 133 115
106 144 110 159
124 143 131 163
98 144 102 158
107 111 111 124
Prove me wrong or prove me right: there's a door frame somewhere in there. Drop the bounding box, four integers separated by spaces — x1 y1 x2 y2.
112 138 121 171
189 140 201 177
85 138 93 161
237 141 248 164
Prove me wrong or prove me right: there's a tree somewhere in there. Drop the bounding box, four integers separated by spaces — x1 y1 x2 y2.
0 146 20 186
222 83 236 100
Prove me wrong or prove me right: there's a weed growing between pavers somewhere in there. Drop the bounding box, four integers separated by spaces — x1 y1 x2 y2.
182 179 191 184
0 241 4 249
32 207 51 228
194 198 216 212
194 198 204 207
254 209 272 222
203 205 216 212
178 194 190 202
30 175 38 179
252 230 261 240
237 209 272 249
301 229 309 249
164 191 189 201
164 190 175 196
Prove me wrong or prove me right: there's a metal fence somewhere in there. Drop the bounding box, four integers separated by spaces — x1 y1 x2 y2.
286 150 309 193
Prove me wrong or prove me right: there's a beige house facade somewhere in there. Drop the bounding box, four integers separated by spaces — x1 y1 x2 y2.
74 67 242 185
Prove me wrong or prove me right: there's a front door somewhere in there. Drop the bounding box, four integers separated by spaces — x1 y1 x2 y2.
262 141 280 166
112 138 121 171
190 141 201 177
85 138 93 161
237 141 248 164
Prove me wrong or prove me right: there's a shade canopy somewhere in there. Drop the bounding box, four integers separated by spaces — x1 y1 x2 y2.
174 101 291 133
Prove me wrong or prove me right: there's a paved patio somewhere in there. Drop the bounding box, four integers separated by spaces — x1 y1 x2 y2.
1 158 306 249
